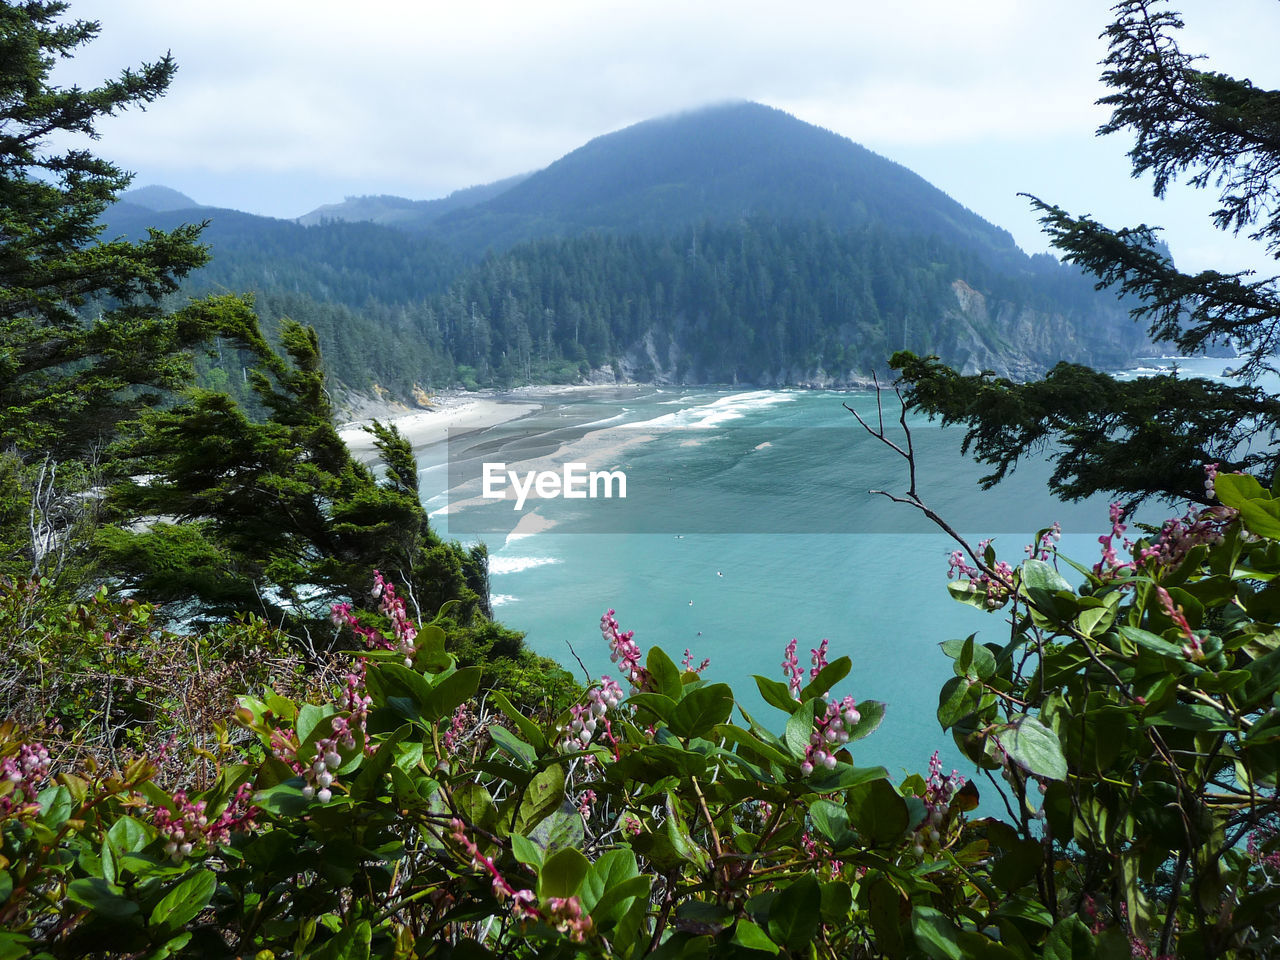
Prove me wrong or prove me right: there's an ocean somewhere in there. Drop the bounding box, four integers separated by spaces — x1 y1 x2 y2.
420 355 1250 785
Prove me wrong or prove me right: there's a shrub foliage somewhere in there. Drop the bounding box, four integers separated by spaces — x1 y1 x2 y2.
3 476 1280 958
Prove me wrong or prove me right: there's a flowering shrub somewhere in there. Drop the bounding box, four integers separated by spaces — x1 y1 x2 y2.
1 474 1280 956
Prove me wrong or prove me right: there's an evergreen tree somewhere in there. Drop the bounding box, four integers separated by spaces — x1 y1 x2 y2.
0 2 230 456
892 0 1280 507
0 1 264 584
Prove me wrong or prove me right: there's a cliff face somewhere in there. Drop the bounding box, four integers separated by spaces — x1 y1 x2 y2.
611 279 1155 387
929 280 1155 380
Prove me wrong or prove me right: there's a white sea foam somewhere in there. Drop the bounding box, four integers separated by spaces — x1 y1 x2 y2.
623 390 795 430
572 410 630 430
490 594 518 606
488 555 563 575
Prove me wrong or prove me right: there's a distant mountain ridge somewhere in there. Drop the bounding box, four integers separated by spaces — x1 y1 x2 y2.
102 101 1157 397
295 174 531 228
119 184 205 212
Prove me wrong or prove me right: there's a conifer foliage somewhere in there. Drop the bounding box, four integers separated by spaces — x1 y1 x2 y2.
894 0 1280 507
0 2 218 456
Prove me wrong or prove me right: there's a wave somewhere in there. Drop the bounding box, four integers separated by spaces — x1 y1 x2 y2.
571 410 631 430
488 555 563 575
490 594 518 606
623 389 796 430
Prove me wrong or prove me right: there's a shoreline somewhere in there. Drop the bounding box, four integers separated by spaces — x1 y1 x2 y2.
333 380 888 462
335 384 626 462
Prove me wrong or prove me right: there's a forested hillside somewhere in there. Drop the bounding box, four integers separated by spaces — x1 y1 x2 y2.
100 102 1157 399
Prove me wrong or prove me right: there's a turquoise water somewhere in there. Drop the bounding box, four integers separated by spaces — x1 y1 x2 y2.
420 355 1251 785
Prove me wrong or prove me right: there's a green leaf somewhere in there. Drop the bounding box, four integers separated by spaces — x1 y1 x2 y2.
805 764 889 793
997 714 1068 781
367 662 432 716
1145 701 1233 732
942 636 997 681
800 656 852 700
627 692 678 724
453 782 498 834
38 785 73 829
784 698 819 760
846 777 910 844
490 691 547 752
767 874 820 952
0 932 33 960
1043 915 1094 960
668 683 734 739
844 700 886 742
539 847 589 899
1078 598 1119 637
937 676 978 729
665 792 709 870
948 578 993 610
819 881 853 925
754 675 800 714
866 878 904 955
732 919 779 954
253 780 310 817
66 877 141 921
991 838 1043 894
313 918 372 960
715 724 792 767
647 647 684 699
489 724 536 768
1118 625 1185 659
412 623 452 672
1215 473 1270 509
1021 558 1073 594
514 763 565 835
527 806 585 854
808 799 853 848
297 703 333 745
150 869 216 931
426 666 482 721
510 833 544 869
1237 499 1280 540
911 906 964 960
580 848 639 913
590 874 652 928
103 815 151 885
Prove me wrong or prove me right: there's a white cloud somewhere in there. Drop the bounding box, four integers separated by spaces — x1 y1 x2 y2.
40 0 1280 272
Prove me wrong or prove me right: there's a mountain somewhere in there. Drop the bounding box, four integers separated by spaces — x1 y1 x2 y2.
423 102 1023 262
296 174 531 228
98 102 1157 396
119 184 206 212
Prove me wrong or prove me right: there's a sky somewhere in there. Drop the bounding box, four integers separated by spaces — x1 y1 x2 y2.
54 0 1280 275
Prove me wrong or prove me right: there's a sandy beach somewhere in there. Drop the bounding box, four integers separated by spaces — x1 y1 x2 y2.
335 384 625 462
337 395 539 462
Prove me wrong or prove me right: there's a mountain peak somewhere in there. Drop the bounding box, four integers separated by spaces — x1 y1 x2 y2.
119 184 204 212
429 101 1020 261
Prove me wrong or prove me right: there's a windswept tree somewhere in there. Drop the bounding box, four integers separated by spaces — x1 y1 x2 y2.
0 3 513 666
893 0 1280 508
0 2 229 455
0 1 258 583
